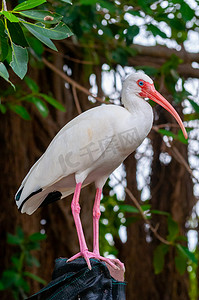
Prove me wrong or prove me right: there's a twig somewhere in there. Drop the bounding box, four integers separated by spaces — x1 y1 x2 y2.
45 48 94 65
153 127 199 184
153 123 183 130
125 187 171 245
42 57 107 104
111 173 171 245
72 85 82 114
170 145 199 184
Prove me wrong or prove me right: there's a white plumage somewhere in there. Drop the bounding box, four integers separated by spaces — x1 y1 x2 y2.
15 71 187 215
15 71 187 270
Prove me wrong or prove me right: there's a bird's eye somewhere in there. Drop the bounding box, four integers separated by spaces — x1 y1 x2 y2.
138 81 144 86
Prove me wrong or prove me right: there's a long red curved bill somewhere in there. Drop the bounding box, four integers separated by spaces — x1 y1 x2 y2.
143 84 188 139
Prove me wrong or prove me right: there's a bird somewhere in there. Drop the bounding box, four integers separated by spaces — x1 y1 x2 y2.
15 71 187 270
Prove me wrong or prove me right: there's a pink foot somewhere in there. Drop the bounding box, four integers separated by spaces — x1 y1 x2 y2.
67 250 125 271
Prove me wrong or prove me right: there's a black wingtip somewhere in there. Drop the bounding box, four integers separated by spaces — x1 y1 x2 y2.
15 187 24 201
40 191 62 208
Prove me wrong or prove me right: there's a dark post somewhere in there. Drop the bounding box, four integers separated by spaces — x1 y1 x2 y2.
27 258 126 300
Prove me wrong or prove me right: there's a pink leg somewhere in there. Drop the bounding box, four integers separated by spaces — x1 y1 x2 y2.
93 188 102 255
67 183 91 269
67 185 125 271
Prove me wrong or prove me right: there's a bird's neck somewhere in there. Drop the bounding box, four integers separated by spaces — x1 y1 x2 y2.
122 92 153 117
121 92 154 140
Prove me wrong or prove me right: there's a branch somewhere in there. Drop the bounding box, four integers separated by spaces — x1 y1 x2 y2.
130 44 199 63
125 187 171 245
111 173 171 245
63 40 199 78
72 85 82 114
153 127 199 184
170 145 199 184
45 48 94 65
42 57 106 104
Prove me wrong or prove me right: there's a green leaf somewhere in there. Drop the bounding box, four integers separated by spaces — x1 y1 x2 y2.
0 62 15 88
119 204 139 213
187 99 199 113
181 2 195 22
11 255 20 266
40 93 66 111
176 244 198 265
16 226 25 239
0 19 9 61
142 204 151 211
7 21 29 47
0 103 7 113
184 113 199 121
139 66 158 77
158 128 176 138
10 43 28 79
175 247 187 275
177 129 188 145
126 25 140 45
80 0 97 4
0 281 4 290
127 10 141 17
137 0 152 14
0 35 9 61
19 10 63 24
169 19 184 31
9 104 31 120
26 35 44 55
29 232 46 242
100 1 117 13
22 22 57 51
13 0 46 11
23 21 73 40
29 97 49 117
167 215 179 242
151 209 170 216
112 47 128 65
2 11 19 22
147 24 167 38
153 244 169 274
7 233 23 245
24 271 46 285
24 76 39 92
25 254 40 267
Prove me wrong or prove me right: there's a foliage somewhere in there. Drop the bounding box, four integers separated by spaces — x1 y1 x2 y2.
189 249 199 300
0 0 72 85
0 227 46 299
0 75 66 119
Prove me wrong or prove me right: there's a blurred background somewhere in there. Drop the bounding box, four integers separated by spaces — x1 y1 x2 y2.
0 0 199 299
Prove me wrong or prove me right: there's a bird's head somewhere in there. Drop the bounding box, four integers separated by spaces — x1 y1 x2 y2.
122 71 188 139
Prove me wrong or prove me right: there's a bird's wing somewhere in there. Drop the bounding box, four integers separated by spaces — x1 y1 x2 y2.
16 105 119 211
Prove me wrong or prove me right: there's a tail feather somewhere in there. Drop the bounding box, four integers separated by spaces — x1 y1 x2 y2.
18 188 43 212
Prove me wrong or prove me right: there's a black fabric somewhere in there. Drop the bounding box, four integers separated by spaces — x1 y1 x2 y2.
27 258 126 300
40 191 62 207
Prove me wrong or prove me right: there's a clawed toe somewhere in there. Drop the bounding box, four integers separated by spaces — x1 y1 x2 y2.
67 250 92 270
67 251 124 272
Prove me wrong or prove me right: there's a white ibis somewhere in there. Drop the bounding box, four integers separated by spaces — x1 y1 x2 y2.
15 71 187 270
